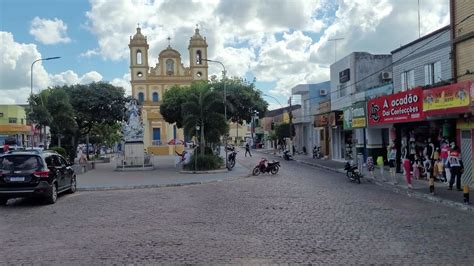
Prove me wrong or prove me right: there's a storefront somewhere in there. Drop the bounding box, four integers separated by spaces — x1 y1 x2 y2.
314 113 330 157
368 88 425 172
329 111 344 160
343 101 366 161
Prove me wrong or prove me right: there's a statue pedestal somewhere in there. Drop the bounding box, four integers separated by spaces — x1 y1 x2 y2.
116 141 153 171
124 141 144 166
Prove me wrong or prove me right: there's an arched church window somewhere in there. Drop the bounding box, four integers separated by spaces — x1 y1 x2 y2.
166 59 174 75
138 92 144 103
196 50 202 65
152 92 159 102
136 50 142 65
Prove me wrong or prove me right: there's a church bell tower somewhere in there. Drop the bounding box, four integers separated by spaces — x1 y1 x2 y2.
188 25 208 80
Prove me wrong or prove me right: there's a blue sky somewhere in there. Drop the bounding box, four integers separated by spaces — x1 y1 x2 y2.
0 0 449 110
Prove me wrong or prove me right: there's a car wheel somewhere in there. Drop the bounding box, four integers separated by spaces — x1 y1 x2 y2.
45 183 58 204
68 176 77 193
0 198 8 206
252 166 261 176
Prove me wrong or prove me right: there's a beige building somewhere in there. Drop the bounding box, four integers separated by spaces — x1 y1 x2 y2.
451 0 474 82
129 26 208 155
228 122 250 146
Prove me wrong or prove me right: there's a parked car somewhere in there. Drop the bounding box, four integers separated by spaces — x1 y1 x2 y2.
0 150 77 205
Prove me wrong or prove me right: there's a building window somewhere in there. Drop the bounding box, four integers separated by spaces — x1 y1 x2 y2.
166 59 174 75
8 118 17 124
138 92 144 103
401 69 415 91
152 92 159 102
424 61 441 85
338 84 346 97
196 50 202 64
21 118 24 125
0 113 3 117
136 50 142 65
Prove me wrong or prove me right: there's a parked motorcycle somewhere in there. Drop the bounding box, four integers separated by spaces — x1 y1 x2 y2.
227 150 238 170
252 158 280 176
283 150 293 161
312 145 322 159
344 161 362 183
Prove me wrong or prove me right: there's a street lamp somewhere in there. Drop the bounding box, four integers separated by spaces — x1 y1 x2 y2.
202 58 228 169
30 56 61 148
195 125 200 171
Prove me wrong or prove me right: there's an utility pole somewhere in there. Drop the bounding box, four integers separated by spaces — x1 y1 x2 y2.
288 96 293 153
417 0 421 38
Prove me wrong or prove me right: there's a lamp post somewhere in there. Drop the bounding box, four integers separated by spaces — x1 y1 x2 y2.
195 125 200 171
30 56 61 148
202 58 228 169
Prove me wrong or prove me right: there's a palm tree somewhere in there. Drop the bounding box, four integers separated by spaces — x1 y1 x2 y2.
181 83 227 156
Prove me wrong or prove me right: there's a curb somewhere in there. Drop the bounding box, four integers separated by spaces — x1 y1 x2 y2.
180 169 228 174
293 157 473 212
77 175 244 192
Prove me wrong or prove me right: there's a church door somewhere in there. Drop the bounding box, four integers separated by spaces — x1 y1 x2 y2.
153 128 161 145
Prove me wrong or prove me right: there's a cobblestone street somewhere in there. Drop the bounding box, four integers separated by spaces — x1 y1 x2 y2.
1 153 474 264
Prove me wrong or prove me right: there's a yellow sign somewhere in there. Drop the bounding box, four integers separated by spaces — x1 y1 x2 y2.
423 82 471 112
352 117 366 128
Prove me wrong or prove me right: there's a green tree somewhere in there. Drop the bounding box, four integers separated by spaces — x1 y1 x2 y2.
181 82 227 155
209 77 268 125
159 85 191 128
46 87 77 140
274 122 295 142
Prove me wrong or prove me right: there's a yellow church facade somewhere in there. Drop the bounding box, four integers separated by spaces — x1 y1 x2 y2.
129 26 208 155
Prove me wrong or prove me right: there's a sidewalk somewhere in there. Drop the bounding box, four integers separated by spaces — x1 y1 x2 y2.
255 148 473 211
77 154 250 191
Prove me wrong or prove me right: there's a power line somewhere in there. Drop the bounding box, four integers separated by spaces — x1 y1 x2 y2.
301 13 473 103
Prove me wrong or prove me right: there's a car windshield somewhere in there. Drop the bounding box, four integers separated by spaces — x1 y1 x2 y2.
0 155 41 171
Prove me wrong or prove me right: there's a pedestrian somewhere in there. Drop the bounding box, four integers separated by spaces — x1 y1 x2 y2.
433 158 444 182
403 158 412 189
388 145 397 182
446 146 464 191
2 142 9 153
413 156 421 180
367 156 375 178
245 143 252 157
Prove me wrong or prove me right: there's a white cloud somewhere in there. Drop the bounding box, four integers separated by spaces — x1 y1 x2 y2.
79 48 100 58
0 31 107 104
111 73 132 95
49 70 103 86
29 17 71 45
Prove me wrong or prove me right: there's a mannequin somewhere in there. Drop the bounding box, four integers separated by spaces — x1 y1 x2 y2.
423 138 435 160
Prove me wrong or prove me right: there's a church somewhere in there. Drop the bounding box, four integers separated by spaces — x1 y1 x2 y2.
129 26 208 155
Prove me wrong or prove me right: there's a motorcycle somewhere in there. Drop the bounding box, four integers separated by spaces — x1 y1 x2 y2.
252 158 280 176
312 145 322 159
227 150 238 170
282 150 293 161
344 161 362 183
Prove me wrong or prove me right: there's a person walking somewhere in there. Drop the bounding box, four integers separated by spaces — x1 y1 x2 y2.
446 146 464 191
245 143 252 157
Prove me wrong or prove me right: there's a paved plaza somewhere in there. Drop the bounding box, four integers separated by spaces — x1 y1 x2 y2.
1 152 474 264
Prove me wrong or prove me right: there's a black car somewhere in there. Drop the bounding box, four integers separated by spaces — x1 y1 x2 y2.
0 150 77 205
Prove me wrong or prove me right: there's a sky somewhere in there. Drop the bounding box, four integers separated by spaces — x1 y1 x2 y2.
0 0 450 110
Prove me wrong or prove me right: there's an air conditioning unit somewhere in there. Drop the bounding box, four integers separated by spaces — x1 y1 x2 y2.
381 71 392 80
320 89 328 96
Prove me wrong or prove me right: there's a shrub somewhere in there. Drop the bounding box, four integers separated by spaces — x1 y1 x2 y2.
194 146 214 155
183 154 223 171
50 146 66 157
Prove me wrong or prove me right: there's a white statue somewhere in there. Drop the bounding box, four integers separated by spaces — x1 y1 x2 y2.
123 99 144 142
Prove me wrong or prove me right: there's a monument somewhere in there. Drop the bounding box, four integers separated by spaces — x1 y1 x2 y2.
116 99 153 170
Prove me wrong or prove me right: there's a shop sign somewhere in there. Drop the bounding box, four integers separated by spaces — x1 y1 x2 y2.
423 81 472 115
368 87 424 126
314 114 329 127
339 68 350 83
343 102 367 130
329 111 344 127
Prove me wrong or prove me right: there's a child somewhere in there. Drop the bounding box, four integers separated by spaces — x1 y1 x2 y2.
413 157 421 180
434 158 445 182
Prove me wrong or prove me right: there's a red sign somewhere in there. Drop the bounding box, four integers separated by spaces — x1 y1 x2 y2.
368 88 424 126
